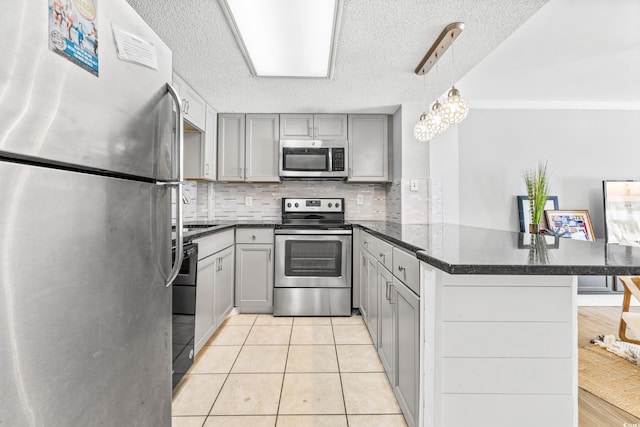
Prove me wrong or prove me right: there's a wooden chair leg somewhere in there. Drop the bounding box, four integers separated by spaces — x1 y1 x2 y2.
618 278 640 345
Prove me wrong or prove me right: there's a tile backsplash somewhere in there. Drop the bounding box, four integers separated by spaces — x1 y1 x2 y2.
181 178 442 224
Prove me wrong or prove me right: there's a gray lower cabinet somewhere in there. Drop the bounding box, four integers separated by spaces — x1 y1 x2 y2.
359 249 378 345
194 233 235 354
194 253 216 353
358 230 420 427
578 275 619 293
213 246 235 328
377 263 394 382
393 277 420 427
235 243 274 313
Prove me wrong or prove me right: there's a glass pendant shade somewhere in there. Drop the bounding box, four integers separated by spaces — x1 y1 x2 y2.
441 86 469 124
425 101 449 134
413 112 433 142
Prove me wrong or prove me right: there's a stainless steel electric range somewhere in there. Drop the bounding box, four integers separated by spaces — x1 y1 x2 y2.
274 198 352 316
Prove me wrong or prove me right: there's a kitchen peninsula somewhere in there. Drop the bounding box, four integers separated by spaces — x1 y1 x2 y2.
182 221 640 427
355 222 640 427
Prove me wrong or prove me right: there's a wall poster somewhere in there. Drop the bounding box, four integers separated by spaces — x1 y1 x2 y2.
49 0 99 76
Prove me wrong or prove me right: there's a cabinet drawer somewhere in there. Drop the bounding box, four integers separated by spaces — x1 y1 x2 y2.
370 236 393 271
194 229 234 260
236 228 273 244
361 232 393 271
393 247 419 296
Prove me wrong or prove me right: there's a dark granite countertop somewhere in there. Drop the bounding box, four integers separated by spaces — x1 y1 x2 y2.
173 221 279 243
355 222 640 276
174 220 640 275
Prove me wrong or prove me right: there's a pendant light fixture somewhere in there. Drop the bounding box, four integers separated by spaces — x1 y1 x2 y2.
413 74 433 142
425 100 449 135
440 43 469 124
413 22 466 142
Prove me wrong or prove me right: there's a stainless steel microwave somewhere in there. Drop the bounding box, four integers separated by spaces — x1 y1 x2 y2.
279 140 348 179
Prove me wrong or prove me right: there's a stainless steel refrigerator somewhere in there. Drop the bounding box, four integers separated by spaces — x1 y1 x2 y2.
0 1 184 425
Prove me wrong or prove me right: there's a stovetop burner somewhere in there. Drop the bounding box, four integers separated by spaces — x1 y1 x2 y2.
277 198 350 231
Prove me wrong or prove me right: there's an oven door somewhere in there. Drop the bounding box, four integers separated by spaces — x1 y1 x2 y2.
275 233 351 288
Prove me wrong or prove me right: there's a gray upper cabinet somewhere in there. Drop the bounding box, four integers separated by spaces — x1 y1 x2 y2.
280 114 314 139
202 105 217 181
184 105 217 181
348 114 389 182
217 114 245 181
172 72 206 131
218 114 280 182
314 114 348 140
280 114 347 140
245 114 280 182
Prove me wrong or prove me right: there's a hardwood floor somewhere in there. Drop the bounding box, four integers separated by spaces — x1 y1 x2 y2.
578 306 640 426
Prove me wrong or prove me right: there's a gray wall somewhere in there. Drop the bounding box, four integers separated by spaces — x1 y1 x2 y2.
430 124 460 224
456 109 640 237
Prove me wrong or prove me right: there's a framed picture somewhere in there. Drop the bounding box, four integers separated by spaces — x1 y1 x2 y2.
517 195 559 232
545 210 596 241
603 180 640 246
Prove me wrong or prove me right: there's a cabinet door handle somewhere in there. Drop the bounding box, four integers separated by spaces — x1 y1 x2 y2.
379 253 385 261
251 235 256 241
398 265 405 272
205 163 209 174
268 249 271 261
390 285 396 304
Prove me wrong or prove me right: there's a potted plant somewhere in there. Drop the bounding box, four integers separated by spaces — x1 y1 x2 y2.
523 162 551 233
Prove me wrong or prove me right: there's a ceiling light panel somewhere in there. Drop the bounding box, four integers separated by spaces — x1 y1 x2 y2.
222 0 340 78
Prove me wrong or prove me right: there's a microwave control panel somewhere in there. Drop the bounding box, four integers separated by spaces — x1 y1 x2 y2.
332 148 345 171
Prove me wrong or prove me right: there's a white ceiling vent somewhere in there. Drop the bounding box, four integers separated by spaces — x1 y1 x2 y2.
219 0 343 78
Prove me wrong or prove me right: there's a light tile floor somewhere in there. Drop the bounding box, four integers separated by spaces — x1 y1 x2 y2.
172 313 407 427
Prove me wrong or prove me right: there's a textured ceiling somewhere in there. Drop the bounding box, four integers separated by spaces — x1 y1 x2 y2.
125 0 547 113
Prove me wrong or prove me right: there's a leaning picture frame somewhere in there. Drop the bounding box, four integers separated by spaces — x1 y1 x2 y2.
517 195 559 232
544 210 596 241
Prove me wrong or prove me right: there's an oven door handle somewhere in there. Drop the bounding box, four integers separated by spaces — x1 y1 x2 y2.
274 229 352 235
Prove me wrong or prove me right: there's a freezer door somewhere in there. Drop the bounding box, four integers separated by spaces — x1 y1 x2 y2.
0 162 172 426
0 1 173 180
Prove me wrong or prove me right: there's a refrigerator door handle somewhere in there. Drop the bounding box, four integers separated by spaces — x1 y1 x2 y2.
165 83 184 287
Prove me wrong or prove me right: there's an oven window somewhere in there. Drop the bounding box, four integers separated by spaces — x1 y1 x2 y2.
284 240 342 277
283 148 329 171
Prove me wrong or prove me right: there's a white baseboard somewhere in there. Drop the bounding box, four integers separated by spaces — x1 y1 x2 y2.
578 294 640 307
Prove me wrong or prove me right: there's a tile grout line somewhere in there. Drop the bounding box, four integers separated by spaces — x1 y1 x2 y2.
203 315 257 424
274 318 294 424
331 317 350 426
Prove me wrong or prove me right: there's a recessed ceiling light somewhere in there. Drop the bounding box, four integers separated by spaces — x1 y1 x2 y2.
219 0 342 78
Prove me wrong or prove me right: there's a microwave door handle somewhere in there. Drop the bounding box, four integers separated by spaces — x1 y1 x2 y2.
327 147 332 172
164 83 184 287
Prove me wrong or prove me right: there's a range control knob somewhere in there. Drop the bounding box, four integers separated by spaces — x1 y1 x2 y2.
287 203 292 208
294 203 299 208
328 203 333 208
335 202 340 208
